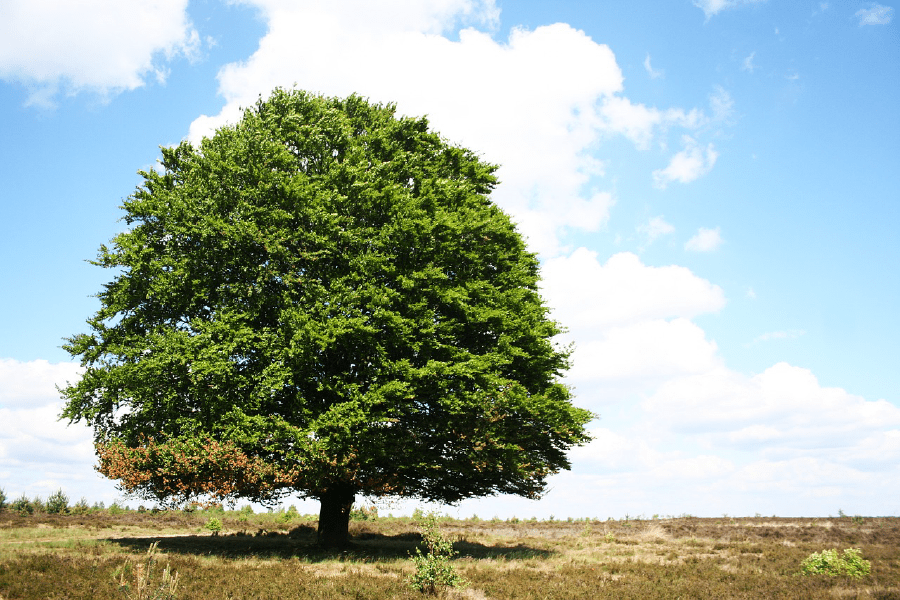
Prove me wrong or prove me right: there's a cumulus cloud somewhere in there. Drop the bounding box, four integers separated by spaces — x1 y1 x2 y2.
546 360 900 517
541 249 725 401
855 4 894 25
0 0 199 105
685 226 723 252
653 136 719 188
0 358 119 501
186 0 718 257
0 358 82 409
644 363 900 458
543 249 726 333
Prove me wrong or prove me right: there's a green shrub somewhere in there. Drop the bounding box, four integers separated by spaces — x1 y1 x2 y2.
350 504 378 521
801 548 871 578
108 501 127 515
278 505 299 523
407 513 466 595
204 517 223 535
46 489 70 514
0 487 6 511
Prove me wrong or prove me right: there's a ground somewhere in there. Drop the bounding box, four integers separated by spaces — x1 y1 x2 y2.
0 508 898 599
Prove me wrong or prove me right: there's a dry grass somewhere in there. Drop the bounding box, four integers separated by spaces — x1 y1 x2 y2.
0 510 898 599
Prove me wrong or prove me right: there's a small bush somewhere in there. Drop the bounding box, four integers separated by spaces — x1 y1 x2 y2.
109 501 127 515
46 488 70 514
408 513 466 595
351 504 378 521
0 487 6 510
205 517 223 535
801 548 871 578
278 505 299 523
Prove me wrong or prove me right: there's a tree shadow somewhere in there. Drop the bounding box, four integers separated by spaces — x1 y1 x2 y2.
106 524 553 562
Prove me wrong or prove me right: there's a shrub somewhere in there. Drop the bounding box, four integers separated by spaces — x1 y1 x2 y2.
0 487 6 511
350 504 378 521
801 548 871 578
205 517 223 535
278 505 299 523
408 513 467 595
109 501 127 515
46 488 70 514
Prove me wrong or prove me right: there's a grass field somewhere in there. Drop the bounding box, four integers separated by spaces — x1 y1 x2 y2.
0 507 898 599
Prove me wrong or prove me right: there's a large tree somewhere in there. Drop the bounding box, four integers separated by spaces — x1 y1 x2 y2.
61 89 593 547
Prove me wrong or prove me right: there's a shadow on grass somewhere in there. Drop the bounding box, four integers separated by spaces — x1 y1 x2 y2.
106 524 553 562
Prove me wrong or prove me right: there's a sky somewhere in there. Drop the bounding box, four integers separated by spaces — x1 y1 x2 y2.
0 0 897 519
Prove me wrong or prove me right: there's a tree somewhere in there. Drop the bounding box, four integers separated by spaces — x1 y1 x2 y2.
60 88 593 547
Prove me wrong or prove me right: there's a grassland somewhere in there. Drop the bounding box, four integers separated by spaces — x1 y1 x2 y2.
0 507 898 599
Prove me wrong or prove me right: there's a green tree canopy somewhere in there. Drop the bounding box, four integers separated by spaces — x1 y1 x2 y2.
61 89 593 546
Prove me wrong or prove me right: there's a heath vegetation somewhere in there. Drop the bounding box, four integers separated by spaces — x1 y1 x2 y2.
0 496 898 599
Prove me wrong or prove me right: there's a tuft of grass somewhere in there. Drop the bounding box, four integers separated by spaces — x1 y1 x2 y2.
117 541 179 600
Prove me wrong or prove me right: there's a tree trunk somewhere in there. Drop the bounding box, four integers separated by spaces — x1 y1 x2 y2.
316 485 356 548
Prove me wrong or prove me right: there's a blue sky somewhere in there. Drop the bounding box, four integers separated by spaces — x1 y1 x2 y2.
1 0 897 518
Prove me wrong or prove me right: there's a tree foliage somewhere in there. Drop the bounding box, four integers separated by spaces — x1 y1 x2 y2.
60 89 592 541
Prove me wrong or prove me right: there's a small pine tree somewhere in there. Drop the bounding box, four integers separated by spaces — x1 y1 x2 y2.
46 489 70 514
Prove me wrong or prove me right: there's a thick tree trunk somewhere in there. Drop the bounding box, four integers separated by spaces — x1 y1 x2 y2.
316 485 356 548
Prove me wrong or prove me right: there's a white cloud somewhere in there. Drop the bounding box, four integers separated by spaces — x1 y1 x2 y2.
186 1 717 257
751 329 805 344
693 0 767 19
597 96 705 151
569 318 721 387
742 51 756 73
653 136 719 188
643 53 663 79
638 216 675 243
0 0 199 105
542 249 726 334
709 85 735 122
0 358 82 409
0 358 120 503
855 4 894 25
685 226 723 252
542 249 725 401
541 362 900 517
644 362 900 440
